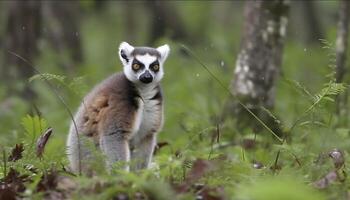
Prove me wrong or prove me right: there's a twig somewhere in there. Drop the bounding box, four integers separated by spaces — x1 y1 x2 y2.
272 150 281 172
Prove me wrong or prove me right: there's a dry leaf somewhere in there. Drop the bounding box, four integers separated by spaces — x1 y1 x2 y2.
175 159 214 193
313 171 338 189
36 169 59 192
185 159 213 184
0 167 30 199
328 149 345 170
153 141 169 155
8 143 24 162
36 127 53 158
313 148 346 189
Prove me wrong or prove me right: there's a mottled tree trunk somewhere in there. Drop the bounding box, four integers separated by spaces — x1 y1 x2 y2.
230 0 289 135
335 0 350 83
3 0 42 100
335 0 350 116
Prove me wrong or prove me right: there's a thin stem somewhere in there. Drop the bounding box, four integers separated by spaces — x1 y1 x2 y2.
2 148 7 177
181 44 283 143
7 51 82 175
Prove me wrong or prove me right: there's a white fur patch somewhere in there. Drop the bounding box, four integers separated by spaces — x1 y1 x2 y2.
130 99 144 138
119 42 134 66
135 54 157 69
137 97 163 141
157 44 170 63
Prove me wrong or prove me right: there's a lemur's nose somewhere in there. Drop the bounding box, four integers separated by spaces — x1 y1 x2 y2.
139 71 153 84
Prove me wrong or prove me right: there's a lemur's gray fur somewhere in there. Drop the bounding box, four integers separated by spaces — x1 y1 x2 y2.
67 42 170 173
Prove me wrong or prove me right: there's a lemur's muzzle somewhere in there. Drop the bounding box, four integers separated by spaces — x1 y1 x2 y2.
139 70 153 84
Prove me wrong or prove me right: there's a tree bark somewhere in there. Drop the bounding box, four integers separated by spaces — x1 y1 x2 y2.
335 0 350 83
3 0 42 100
146 1 188 45
300 1 324 44
123 1 137 43
230 0 290 135
42 1 82 71
335 0 350 117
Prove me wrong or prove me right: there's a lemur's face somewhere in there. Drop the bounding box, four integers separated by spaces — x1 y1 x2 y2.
119 42 170 85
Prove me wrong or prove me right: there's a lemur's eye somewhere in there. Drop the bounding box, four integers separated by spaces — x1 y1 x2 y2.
152 64 159 71
132 63 141 71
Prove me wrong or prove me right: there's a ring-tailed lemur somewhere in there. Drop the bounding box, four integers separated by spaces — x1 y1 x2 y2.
67 42 170 173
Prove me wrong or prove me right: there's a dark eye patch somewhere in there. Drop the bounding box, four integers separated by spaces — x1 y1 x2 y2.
131 59 145 71
150 60 160 72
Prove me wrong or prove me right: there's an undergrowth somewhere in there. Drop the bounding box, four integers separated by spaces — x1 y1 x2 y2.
1 39 349 200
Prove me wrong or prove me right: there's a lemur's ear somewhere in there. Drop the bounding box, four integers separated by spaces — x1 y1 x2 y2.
157 44 170 63
119 42 134 65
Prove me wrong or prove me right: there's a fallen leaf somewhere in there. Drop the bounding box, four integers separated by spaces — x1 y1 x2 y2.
175 159 214 193
36 127 53 158
36 169 58 192
185 159 213 184
0 167 30 199
153 142 169 155
328 149 345 170
313 148 346 189
313 171 338 189
8 143 24 162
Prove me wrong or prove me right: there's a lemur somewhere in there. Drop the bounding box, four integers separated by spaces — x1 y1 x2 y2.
66 42 170 173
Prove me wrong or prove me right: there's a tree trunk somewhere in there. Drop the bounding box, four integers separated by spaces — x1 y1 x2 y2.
230 0 290 135
3 0 42 100
335 0 350 117
335 0 350 83
146 1 188 45
123 1 137 43
42 1 82 71
300 1 324 44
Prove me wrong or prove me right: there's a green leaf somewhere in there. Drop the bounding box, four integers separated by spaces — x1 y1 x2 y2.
29 73 66 83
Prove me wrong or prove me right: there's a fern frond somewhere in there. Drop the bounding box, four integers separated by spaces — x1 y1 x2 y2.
29 73 66 83
285 79 314 101
29 73 86 96
289 39 347 131
313 83 347 103
68 76 88 94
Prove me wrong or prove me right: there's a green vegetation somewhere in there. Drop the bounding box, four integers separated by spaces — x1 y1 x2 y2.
0 1 349 200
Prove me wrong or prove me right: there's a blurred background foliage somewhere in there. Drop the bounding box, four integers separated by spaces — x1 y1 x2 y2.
0 1 349 199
